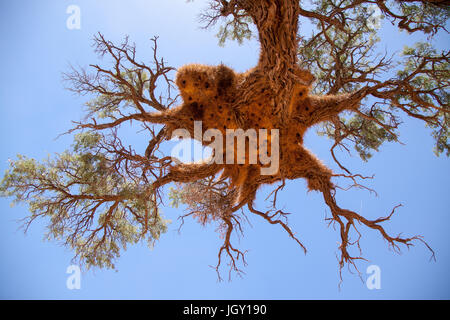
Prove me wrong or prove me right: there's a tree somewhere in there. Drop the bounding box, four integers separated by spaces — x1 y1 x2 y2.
1 0 447 281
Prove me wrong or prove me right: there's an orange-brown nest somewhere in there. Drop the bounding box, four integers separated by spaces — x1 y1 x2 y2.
152 63 355 208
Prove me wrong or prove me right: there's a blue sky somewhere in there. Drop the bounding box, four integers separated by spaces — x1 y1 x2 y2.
0 0 449 299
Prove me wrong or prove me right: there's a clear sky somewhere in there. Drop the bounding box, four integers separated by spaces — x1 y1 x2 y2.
0 0 449 299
